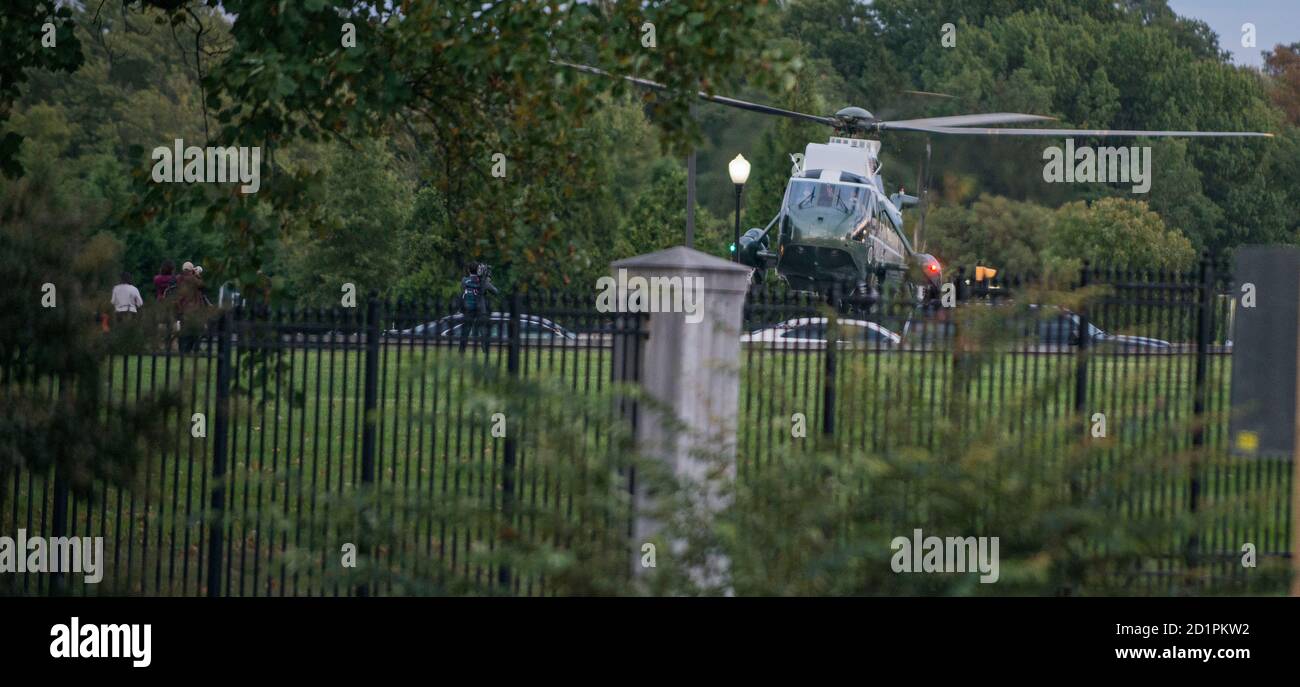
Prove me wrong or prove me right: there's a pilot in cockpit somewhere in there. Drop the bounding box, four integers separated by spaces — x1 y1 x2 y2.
816 184 836 207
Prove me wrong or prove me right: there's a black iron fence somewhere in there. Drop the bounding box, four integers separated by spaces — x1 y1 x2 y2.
4 260 1293 595
2 293 646 597
740 258 1290 593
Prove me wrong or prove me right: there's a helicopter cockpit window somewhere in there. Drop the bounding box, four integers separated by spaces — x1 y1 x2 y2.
785 180 872 239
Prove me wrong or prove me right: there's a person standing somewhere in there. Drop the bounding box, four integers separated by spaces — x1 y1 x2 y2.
458 261 497 353
153 259 177 301
193 265 212 305
111 272 143 320
175 262 207 353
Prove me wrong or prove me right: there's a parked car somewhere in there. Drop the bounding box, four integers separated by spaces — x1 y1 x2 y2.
386 312 577 342
1015 304 1172 351
742 317 901 348
900 303 1172 352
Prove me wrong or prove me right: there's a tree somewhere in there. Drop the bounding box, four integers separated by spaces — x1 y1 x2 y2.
923 195 1054 275
1264 43 1300 126
613 159 729 261
278 140 413 305
1046 197 1196 272
10 4 232 288
0 167 175 526
119 0 797 294
1 0 82 177
864 2 1287 255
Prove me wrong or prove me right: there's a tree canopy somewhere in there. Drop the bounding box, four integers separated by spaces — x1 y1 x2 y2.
3 0 1298 296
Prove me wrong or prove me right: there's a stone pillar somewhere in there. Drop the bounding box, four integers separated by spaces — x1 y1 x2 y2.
609 246 751 590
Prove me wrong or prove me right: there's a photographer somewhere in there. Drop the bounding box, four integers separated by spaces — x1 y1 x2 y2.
458 261 498 353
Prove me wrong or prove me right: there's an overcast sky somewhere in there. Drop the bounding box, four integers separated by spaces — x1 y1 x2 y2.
1168 0 1299 67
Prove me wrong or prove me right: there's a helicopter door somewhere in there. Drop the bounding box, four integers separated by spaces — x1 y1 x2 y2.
869 203 906 266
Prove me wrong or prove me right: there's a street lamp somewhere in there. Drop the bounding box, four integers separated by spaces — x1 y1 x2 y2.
728 154 751 261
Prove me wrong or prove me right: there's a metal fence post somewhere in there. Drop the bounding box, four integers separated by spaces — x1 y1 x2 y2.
1074 261 1090 419
46 370 73 596
357 294 380 596
1071 262 1091 514
1188 251 1214 569
49 463 68 595
361 295 380 485
948 267 967 421
822 287 838 437
206 309 232 597
498 293 521 592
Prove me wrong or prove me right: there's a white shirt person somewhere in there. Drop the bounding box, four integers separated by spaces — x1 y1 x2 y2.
111 274 144 313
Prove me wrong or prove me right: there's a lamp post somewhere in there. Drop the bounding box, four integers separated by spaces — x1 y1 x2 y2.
728 154 750 262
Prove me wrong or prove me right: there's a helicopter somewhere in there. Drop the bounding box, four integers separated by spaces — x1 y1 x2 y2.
555 61 1273 305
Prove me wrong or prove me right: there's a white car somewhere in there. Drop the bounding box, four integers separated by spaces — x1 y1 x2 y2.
742 317 901 348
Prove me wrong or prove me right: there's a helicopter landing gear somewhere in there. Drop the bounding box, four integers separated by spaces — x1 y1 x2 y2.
910 280 945 308
899 280 924 305
825 277 879 315
848 280 879 307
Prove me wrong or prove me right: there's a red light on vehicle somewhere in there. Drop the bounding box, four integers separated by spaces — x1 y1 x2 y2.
927 261 940 273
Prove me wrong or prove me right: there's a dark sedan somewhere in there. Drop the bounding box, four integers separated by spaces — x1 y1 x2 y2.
386 313 576 342
900 303 1172 352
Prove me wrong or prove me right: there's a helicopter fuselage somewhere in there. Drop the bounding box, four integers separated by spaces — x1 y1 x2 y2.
741 137 942 301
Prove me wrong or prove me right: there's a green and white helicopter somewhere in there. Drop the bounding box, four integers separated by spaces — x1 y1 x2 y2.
558 61 1273 305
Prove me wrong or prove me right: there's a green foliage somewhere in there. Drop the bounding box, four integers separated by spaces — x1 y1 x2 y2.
8 0 1299 297
10 4 233 286
272 361 656 596
114 0 795 294
6 0 1297 599
1047 197 1196 272
902 4 1287 253
278 140 413 305
924 195 1197 274
924 194 1053 273
1 0 83 177
614 159 730 260
0 167 177 511
653 300 1288 596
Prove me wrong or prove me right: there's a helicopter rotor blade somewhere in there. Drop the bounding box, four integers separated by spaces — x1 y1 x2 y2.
553 61 1275 139
899 89 958 99
882 113 1057 128
696 93 836 127
552 60 835 127
880 123 1274 138
868 88 959 120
